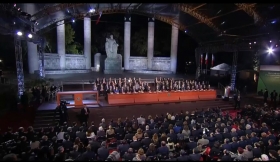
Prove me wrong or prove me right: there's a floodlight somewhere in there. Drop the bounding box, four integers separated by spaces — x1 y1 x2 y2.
17 31 22 36
267 48 273 54
89 8 95 13
28 34 32 38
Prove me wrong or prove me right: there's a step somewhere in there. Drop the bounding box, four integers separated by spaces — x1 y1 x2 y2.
33 123 56 128
35 115 59 121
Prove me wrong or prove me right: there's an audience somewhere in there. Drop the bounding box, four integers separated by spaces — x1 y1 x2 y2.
1 104 280 161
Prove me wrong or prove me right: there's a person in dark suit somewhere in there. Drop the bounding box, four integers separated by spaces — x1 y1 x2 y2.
80 106 90 126
81 145 96 161
176 150 189 161
186 137 197 152
264 89 268 103
141 133 151 147
57 103 68 125
69 145 80 160
62 135 73 151
234 93 241 109
189 148 202 161
220 150 232 161
157 141 169 157
117 140 130 157
130 136 141 151
89 137 100 153
97 141 109 161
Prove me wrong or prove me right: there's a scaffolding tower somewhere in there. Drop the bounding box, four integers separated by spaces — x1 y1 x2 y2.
38 38 45 78
230 51 238 91
14 38 24 97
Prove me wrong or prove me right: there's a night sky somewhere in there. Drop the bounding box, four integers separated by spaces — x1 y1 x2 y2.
0 13 275 73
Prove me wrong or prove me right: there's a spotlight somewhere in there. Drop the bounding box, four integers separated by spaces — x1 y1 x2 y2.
17 31 23 36
267 48 273 54
17 8 20 11
249 42 251 45
72 19 75 23
270 40 272 43
89 8 95 13
184 30 187 33
28 34 32 38
14 4 16 7
254 42 256 44
276 45 278 47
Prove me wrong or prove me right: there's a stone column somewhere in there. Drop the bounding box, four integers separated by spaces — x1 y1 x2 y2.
24 4 39 74
57 20 66 70
170 25 179 73
147 17 155 70
124 14 131 70
27 43 38 74
84 17 91 69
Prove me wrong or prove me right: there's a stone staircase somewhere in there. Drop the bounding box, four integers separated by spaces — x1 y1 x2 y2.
33 110 60 129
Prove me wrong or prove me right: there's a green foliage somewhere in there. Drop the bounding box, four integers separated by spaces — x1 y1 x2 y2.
25 78 53 89
44 29 57 53
44 24 81 54
65 24 75 45
131 29 147 56
91 46 98 54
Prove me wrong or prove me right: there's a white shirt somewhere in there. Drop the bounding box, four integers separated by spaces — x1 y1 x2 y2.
57 132 65 141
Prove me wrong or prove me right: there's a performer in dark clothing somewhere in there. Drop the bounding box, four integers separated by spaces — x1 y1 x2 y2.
264 89 268 103
80 106 90 126
57 102 68 125
234 93 241 110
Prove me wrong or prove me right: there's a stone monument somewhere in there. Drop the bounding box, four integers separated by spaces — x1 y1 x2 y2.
104 35 123 74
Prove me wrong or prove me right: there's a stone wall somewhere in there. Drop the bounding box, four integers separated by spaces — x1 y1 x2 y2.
152 57 171 71
92 54 172 71
129 57 148 70
43 53 86 70
128 57 171 71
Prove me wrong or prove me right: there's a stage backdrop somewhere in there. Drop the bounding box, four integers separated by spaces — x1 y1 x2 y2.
257 65 280 93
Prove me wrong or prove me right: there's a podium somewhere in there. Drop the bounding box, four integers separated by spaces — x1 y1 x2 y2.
56 91 99 107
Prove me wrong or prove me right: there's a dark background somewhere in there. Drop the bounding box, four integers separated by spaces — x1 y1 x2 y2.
0 14 279 74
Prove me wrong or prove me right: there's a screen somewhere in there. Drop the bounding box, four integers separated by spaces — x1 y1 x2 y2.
257 65 280 94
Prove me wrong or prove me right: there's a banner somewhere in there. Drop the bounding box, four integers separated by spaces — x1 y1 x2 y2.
257 65 280 93
205 53 208 65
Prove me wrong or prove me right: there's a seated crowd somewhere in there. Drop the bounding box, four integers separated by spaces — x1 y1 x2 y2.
1 105 280 161
93 77 211 95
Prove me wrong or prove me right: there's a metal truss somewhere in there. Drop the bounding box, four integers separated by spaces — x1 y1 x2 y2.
31 3 87 21
38 38 45 78
178 4 220 32
230 52 238 91
234 3 263 24
14 38 24 97
36 7 203 43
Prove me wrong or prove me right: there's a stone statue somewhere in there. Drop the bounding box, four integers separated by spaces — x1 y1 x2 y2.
105 35 118 58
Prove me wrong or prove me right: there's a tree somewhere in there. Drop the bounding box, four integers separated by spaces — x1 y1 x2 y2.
131 28 147 56
44 29 56 53
44 24 81 54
